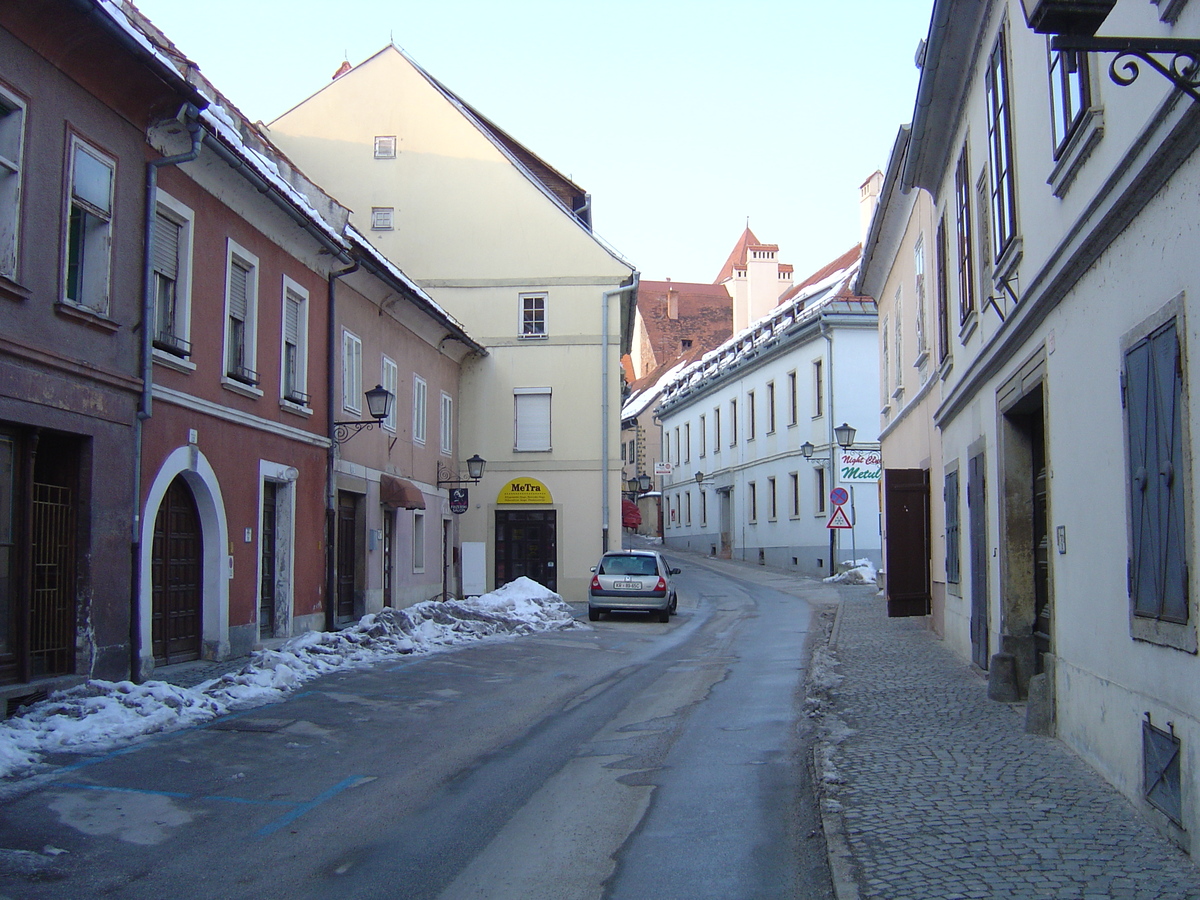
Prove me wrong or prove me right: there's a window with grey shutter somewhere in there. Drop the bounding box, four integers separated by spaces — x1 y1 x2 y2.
514 389 551 451
283 289 304 402
153 212 184 351
945 468 961 584
227 259 252 381
1126 318 1188 623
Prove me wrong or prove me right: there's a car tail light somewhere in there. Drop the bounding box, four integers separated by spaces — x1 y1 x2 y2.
591 575 602 590
655 576 667 592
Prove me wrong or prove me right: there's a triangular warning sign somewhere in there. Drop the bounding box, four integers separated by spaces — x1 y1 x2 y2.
826 506 853 529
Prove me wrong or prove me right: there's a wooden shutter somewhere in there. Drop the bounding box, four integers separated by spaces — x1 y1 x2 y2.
284 290 301 347
1127 319 1188 622
229 259 249 323
884 468 931 617
944 468 961 584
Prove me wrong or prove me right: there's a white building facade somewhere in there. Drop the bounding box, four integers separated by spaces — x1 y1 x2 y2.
886 0 1200 853
656 254 881 577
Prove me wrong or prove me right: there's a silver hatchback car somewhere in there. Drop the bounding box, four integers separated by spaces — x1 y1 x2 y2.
588 550 680 622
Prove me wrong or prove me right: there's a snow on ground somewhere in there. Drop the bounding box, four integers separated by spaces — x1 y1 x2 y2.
823 558 877 586
0 578 581 781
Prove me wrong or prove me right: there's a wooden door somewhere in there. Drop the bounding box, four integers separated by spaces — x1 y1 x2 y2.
884 468 931 617
152 476 202 665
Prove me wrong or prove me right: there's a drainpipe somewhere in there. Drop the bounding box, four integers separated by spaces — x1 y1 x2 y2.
601 274 639 553
822 317 836 578
325 261 359 632
130 107 203 683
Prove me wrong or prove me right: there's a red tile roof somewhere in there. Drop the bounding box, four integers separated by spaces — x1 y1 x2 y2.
634 280 733 376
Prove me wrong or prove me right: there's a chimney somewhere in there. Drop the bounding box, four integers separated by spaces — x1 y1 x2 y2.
859 171 884 245
666 278 678 320
333 60 352 80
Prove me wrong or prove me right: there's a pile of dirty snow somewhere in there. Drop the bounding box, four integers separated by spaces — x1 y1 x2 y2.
0 577 578 780
822 559 877 586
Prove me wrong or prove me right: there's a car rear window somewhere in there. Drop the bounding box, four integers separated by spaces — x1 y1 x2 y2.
598 555 658 576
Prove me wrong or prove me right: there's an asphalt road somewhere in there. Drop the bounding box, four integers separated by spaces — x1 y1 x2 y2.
0 552 835 900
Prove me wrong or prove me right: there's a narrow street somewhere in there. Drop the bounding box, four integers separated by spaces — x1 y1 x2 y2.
0 551 838 900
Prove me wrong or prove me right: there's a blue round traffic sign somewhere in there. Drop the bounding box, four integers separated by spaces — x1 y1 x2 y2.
830 487 849 506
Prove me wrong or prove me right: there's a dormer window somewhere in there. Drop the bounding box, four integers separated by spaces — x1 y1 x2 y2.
371 207 394 230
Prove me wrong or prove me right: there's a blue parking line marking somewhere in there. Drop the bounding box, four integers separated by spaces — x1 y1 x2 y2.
205 794 294 807
255 776 367 838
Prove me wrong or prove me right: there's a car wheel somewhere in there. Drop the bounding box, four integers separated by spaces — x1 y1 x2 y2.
588 607 600 622
659 607 671 623
670 593 678 613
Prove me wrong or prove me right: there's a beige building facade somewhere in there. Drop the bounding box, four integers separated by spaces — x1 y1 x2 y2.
267 47 636 603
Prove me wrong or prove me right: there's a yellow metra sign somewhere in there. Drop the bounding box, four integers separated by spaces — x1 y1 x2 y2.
497 477 553 504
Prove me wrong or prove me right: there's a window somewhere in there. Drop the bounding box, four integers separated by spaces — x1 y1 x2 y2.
684 423 691 463
1049 48 1090 158
914 234 927 360
1125 316 1187 626
730 398 738 446
225 241 260 386
520 292 547 337
413 375 428 445
281 278 309 405
374 135 397 158
766 382 776 433
685 492 692 526
381 356 398 432
342 330 362 413
674 427 680 465
768 477 777 521
945 468 961 584
713 407 721 452
813 361 824 418
0 86 26 281
371 207 394 230
441 392 453 455
815 468 826 514
746 391 756 441
514 387 551 451
788 371 798 425
748 481 757 523
700 490 707 527
955 149 976 324
412 511 425 574
789 472 800 518
893 289 903 394
699 414 706 457
986 30 1018 264
936 217 951 364
881 318 890 400
64 138 115 314
152 192 194 358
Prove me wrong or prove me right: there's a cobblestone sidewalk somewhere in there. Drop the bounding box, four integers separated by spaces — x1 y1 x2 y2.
813 594 1200 900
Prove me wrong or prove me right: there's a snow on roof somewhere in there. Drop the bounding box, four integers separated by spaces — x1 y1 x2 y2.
657 249 871 414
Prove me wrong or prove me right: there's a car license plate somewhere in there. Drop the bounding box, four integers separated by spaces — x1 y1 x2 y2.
613 580 641 589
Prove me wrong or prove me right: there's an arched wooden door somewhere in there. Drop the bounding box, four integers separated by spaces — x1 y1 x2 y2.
152 475 203 664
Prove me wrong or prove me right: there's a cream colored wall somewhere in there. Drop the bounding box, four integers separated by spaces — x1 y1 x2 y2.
267 46 632 601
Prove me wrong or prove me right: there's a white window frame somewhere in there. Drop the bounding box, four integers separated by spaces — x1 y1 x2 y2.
374 135 397 159
381 355 398 432
342 329 363 414
151 190 194 363
64 136 115 314
371 207 394 230
440 392 453 455
412 510 426 574
514 387 552 452
0 83 27 283
813 360 824 419
413 375 428 445
280 276 309 407
520 292 547 338
223 239 261 393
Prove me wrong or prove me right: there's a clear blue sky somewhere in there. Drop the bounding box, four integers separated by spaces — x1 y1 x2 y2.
133 0 933 284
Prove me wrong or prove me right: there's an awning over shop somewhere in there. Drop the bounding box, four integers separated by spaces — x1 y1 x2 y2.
380 474 426 510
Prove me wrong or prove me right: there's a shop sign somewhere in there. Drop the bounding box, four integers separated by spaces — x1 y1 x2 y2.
497 477 553 504
840 449 881 483
449 488 469 514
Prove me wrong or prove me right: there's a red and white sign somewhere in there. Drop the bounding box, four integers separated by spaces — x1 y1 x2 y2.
826 506 854 529
654 462 673 475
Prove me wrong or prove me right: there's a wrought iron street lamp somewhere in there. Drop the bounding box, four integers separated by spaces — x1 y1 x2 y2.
1019 0 1200 103
437 454 486 486
333 384 394 445
835 422 858 449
